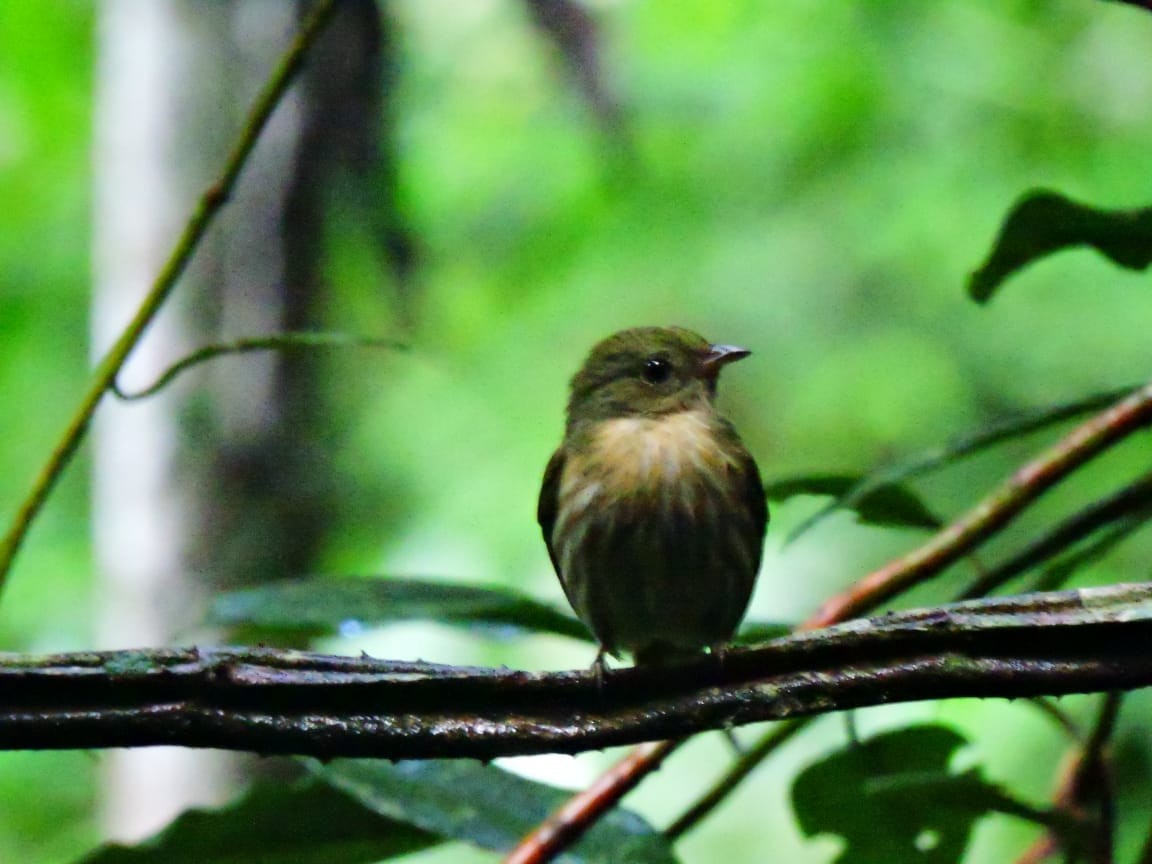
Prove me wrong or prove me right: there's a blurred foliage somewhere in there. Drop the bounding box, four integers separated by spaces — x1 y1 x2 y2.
3 0 1152 862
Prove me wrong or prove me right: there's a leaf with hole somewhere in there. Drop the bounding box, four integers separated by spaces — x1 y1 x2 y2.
792 725 1020 864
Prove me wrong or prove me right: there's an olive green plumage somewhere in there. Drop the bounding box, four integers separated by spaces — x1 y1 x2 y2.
538 326 767 665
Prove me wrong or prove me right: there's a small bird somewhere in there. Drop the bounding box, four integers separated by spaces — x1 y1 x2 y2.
538 326 767 667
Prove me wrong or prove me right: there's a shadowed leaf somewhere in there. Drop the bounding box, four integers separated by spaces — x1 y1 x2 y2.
208 576 592 642
970 190 1152 303
734 620 794 644
792 725 1014 864
77 779 437 864
314 759 678 864
766 474 942 531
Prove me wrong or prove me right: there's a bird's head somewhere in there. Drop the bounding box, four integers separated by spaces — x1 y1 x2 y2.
566 326 751 425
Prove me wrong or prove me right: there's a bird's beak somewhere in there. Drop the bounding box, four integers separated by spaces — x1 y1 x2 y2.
702 344 751 376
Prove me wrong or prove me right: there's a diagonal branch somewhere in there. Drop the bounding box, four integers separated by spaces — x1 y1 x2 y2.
959 470 1152 599
4 583 1152 759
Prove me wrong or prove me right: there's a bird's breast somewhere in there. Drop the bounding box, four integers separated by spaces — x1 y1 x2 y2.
560 410 739 512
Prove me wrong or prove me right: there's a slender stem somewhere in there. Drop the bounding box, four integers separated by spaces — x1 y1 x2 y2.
0 0 340 595
982 788 1089 841
1012 692 1124 864
959 471 1152 599
1137 815 1152 864
1081 692 1122 864
1026 698 1082 744
664 719 808 842
111 332 405 400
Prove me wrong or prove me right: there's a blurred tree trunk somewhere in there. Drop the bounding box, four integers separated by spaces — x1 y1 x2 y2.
91 0 390 840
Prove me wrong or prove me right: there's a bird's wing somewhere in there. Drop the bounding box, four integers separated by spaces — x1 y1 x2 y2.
741 448 769 537
537 447 566 575
730 440 768 575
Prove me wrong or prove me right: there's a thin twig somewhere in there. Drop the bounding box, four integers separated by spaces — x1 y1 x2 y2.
1013 692 1124 864
1137 814 1152 864
958 471 1152 599
1027 698 1082 744
504 741 678 864
0 0 340 594
664 719 808 842
1080 692 1122 864
111 332 405 400
807 381 1152 629
1028 517 1146 594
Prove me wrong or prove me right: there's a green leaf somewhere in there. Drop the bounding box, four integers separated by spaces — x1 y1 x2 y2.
969 190 1152 303
791 725 1010 864
76 778 437 864
208 576 593 643
313 759 679 864
766 474 942 531
733 619 793 644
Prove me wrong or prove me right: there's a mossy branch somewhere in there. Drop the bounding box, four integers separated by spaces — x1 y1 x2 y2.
3 583 1152 759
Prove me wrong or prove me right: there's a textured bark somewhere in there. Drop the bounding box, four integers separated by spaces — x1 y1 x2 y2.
4 583 1151 759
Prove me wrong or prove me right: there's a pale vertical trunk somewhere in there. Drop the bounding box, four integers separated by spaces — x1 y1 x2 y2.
91 0 300 841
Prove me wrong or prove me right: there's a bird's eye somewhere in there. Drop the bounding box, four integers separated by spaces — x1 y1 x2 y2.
641 357 673 384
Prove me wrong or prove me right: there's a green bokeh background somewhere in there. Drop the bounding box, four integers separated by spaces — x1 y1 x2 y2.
3 1 1152 862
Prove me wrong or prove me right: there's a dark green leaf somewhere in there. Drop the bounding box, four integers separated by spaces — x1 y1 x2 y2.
76 778 437 864
208 576 593 643
969 190 1152 303
313 759 678 864
766 474 942 531
791 725 1010 864
733 619 793 644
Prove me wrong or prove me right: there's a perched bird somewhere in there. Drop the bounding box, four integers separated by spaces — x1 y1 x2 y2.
538 326 767 667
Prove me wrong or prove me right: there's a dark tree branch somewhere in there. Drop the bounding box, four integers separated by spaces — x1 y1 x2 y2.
3 583 1152 759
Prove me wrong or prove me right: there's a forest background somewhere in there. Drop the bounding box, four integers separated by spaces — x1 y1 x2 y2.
3 1 1152 862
